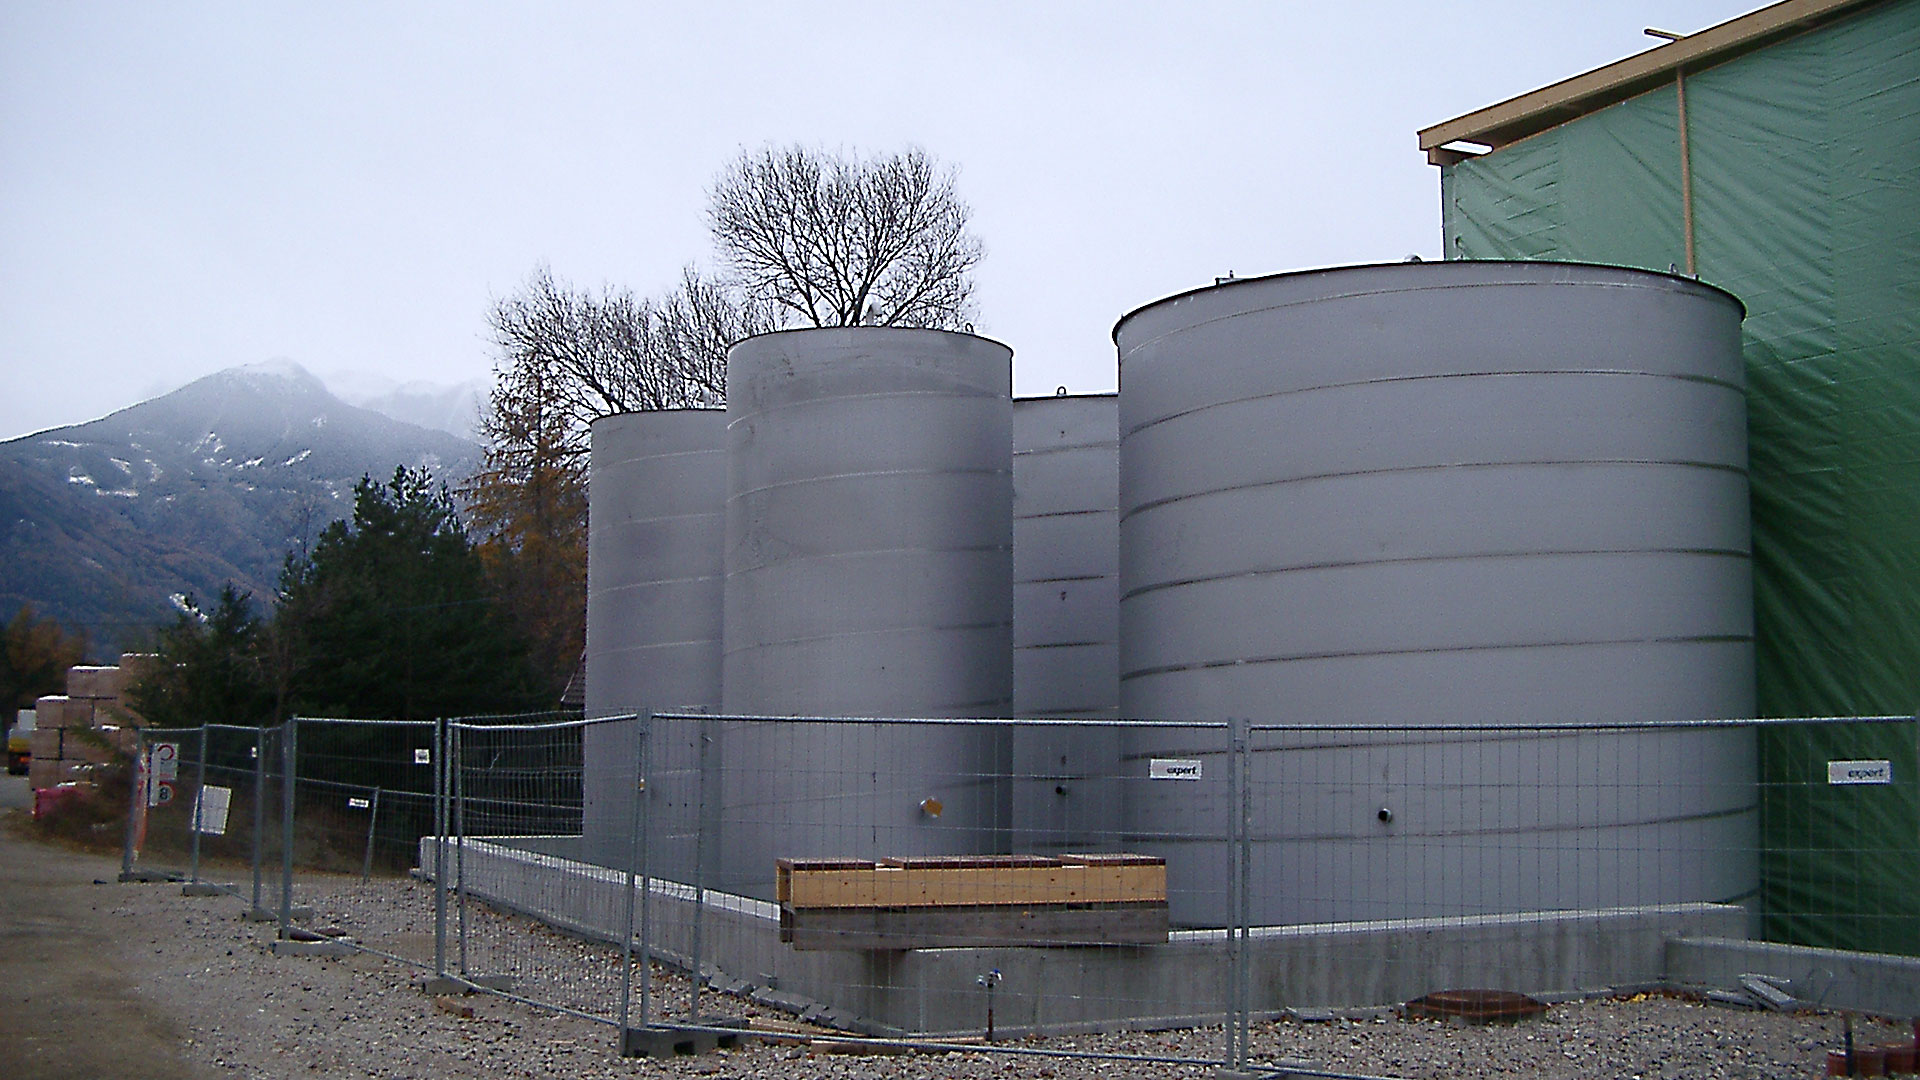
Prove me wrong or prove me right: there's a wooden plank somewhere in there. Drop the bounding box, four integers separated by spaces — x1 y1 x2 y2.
781 901 1171 950
777 855 1165 909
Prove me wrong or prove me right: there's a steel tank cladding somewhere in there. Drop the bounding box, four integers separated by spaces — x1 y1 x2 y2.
716 327 1016 900
1111 261 1757 927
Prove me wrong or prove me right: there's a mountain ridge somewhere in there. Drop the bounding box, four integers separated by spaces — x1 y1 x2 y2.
1 361 484 656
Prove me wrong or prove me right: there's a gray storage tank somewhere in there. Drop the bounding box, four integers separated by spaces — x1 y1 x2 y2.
719 327 1015 898
1113 261 1757 926
1010 393 1122 854
582 409 727 874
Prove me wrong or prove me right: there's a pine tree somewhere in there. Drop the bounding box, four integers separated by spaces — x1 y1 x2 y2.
277 467 542 720
462 354 588 699
125 584 276 729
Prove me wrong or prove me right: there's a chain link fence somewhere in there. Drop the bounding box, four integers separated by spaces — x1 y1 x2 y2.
108 711 1920 1075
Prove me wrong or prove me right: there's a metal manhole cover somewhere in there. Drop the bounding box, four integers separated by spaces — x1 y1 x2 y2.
1403 988 1548 1024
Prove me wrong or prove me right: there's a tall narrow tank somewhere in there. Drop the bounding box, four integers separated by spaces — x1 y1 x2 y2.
719 327 1014 897
1012 393 1120 719
582 409 727 873
1113 261 1757 926
1010 393 1122 854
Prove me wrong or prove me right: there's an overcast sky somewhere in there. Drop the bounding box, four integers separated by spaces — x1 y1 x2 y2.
1 1 1761 442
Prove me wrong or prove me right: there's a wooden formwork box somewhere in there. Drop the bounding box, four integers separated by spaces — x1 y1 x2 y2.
27 759 93 791
777 854 1169 950
65 666 127 700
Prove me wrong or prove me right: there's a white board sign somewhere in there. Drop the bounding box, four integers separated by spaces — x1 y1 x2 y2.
194 785 231 835
1150 758 1203 781
150 741 180 782
413 748 431 765
1828 759 1892 785
347 796 371 810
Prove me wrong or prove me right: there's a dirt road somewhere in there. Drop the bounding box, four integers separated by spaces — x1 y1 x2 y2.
0 808 213 1080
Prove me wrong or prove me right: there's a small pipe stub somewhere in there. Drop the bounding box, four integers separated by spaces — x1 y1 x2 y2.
1378 807 1394 824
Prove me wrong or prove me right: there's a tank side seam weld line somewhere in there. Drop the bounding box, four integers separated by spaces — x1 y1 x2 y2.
1121 459 1751 521
1120 547 1754 600
1120 634 1758 680
721 620 1014 653
730 466 1012 499
727 544 1013 571
731 387 1010 420
1115 275 1742 352
1150 802 1760 845
594 573 724 592
1119 368 1746 440
1015 443 1119 456
591 510 725 530
1016 508 1115 521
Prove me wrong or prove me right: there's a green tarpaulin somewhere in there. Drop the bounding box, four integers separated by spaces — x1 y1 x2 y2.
1440 0 1920 953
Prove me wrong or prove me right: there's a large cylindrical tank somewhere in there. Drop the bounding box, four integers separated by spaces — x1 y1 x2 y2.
1010 393 1122 854
718 327 1015 897
1113 261 1757 926
582 409 727 873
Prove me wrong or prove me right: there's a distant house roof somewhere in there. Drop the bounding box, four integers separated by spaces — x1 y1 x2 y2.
1418 0 1884 164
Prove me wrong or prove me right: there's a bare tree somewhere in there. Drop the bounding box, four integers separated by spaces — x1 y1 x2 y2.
707 145 983 330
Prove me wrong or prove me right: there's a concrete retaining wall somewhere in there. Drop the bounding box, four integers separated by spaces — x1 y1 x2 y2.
423 836 1754 1037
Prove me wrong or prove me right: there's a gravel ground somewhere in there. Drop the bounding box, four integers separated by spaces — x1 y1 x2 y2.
4 805 1900 1080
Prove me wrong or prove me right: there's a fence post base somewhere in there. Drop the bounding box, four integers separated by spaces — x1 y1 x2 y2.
620 1020 754 1059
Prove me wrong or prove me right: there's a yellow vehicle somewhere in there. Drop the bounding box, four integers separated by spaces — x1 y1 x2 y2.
7 709 33 775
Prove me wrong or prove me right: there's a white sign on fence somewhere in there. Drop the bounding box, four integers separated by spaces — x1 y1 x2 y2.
194 785 231 835
1828 759 1893 785
348 796 371 809
413 748 431 765
1150 758 1204 781
150 741 180 782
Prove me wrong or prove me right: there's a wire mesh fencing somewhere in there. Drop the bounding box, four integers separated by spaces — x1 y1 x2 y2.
119 724 272 896
107 710 1920 1072
274 717 442 962
620 712 1241 1056
437 713 641 1023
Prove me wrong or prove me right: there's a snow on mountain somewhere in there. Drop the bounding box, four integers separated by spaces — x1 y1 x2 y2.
0 360 483 654
320 368 488 441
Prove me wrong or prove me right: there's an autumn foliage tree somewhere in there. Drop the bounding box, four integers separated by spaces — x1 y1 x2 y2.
1 605 88 736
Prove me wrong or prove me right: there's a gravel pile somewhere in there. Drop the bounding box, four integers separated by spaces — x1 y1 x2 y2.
101 864 1895 1080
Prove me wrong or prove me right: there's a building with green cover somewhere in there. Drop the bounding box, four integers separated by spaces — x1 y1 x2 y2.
1420 0 1920 954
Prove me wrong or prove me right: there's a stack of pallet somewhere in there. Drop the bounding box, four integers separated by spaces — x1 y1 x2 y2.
26 654 155 790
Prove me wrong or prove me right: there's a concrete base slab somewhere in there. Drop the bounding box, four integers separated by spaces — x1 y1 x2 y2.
422 836 1754 1039
118 868 181 883
182 882 231 897
621 1019 754 1058
269 939 355 958
1666 936 1920 1018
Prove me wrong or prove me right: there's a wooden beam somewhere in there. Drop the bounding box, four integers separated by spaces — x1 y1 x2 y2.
780 901 1171 950
1417 0 1879 155
776 854 1167 909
